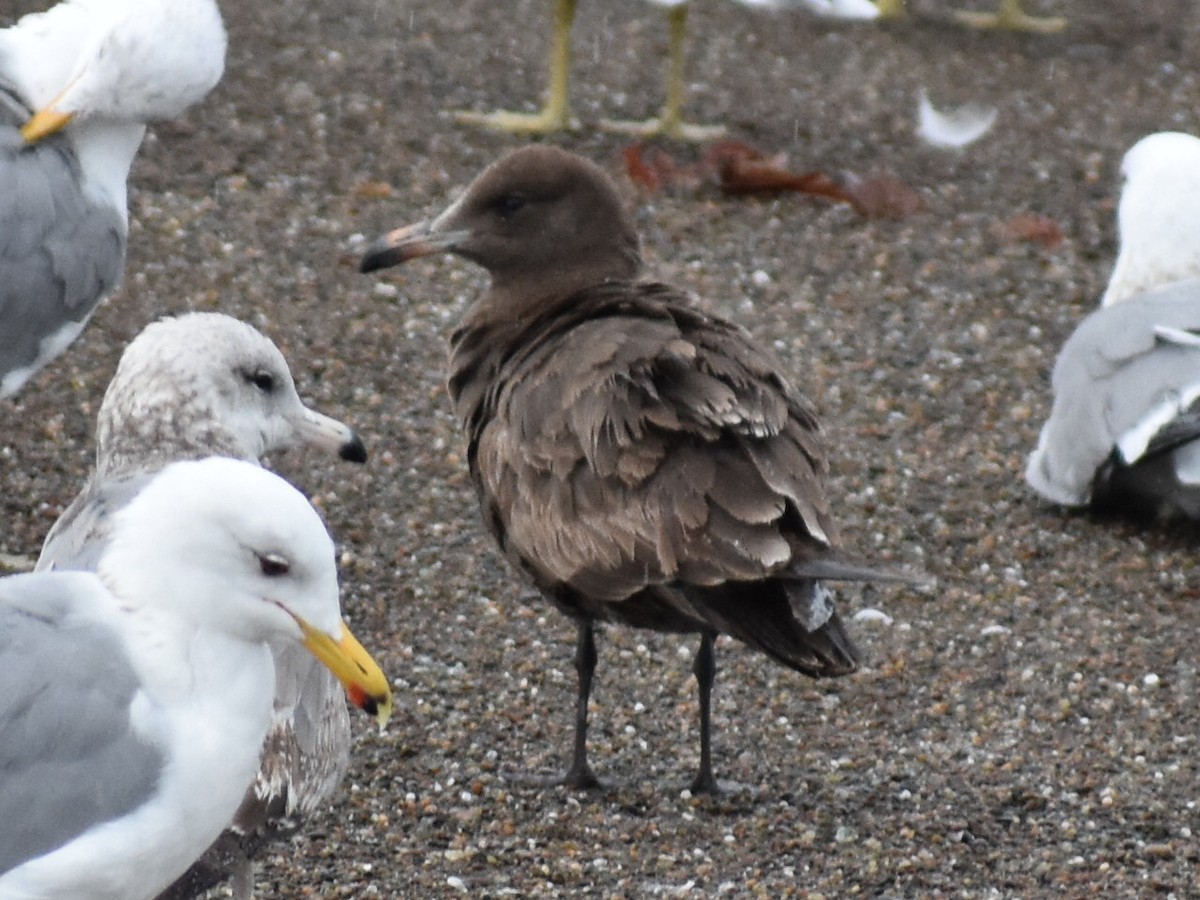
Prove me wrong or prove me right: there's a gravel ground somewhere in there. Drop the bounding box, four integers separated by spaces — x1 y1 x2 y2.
5 0 1200 896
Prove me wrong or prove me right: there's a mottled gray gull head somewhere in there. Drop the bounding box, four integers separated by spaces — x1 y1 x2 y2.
94 312 367 477
1101 131 1200 308
360 144 641 301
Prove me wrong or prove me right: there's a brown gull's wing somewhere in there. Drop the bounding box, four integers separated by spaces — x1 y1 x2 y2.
469 282 837 613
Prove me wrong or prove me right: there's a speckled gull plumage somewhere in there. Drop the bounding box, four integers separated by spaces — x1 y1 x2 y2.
35 313 370 900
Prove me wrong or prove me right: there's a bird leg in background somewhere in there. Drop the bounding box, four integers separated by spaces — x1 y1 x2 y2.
0 553 34 573
562 621 603 789
600 5 726 143
455 0 578 133
690 631 720 795
872 0 905 18
954 0 1066 33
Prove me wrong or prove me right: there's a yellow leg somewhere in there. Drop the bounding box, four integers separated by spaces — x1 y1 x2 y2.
455 0 579 133
873 0 906 18
600 5 726 142
954 0 1066 33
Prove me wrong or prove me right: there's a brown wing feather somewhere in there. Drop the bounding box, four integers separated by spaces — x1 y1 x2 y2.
463 282 835 615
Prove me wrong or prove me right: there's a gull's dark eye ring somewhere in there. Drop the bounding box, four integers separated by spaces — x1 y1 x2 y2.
244 370 276 393
258 553 290 577
494 193 527 218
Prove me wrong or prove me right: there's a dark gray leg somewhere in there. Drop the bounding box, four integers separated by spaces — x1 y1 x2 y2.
690 631 720 794
563 621 601 789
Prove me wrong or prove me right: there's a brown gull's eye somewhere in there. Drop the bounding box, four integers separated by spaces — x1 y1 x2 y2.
493 193 527 218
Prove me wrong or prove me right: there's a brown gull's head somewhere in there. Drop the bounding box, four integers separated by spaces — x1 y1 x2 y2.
361 145 641 302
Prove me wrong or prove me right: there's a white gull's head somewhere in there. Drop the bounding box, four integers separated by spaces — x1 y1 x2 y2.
1102 131 1200 307
12 0 225 148
100 457 341 642
97 456 393 725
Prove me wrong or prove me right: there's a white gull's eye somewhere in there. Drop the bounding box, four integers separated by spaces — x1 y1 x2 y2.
257 553 290 577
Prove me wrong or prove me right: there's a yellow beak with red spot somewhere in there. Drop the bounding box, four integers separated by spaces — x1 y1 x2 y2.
297 615 393 730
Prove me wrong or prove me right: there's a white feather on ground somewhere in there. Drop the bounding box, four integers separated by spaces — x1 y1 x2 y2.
916 88 998 149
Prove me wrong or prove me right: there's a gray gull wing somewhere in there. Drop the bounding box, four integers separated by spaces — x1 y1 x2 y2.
0 572 164 875
0 81 124 397
37 470 153 572
1027 277 1200 508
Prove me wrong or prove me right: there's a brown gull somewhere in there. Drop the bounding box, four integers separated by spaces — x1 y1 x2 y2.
361 144 918 792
